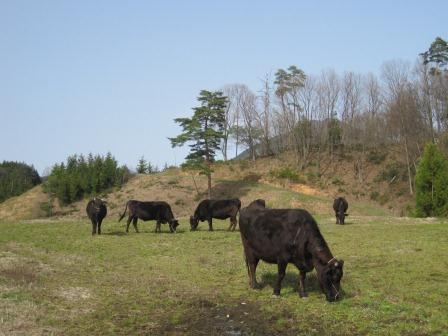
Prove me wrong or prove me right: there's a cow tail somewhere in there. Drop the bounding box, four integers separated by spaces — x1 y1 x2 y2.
118 201 129 222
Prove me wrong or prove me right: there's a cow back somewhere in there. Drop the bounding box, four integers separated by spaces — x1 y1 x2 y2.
333 197 348 212
239 208 320 265
131 201 174 222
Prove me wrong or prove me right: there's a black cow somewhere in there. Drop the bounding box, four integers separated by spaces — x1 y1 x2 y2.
118 200 179 233
190 198 241 231
333 197 349 224
239 205 344 302
86 198 107 235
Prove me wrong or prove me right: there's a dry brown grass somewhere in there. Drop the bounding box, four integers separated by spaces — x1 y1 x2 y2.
0 149 411 222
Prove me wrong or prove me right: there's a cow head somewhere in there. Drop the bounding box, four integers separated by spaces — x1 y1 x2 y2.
169 219 179 233
92 197 107 210
318 259 344 302
190 216 199 231
248 199 266 209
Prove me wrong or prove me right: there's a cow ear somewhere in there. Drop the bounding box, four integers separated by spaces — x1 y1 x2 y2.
338 259 344 267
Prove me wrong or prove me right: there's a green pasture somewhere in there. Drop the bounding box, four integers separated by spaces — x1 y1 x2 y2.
0 215 447 335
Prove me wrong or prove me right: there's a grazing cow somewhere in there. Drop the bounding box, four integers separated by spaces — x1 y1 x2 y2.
190 198 241 231
239 206 344 302
86 198 107 235
333 197 349 225
118 200 179 233
247 199 266 209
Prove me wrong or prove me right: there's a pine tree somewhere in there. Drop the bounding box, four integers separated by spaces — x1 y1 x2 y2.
170 90 227 199
147 161 154 174
415 143 448 217
137 156 147 174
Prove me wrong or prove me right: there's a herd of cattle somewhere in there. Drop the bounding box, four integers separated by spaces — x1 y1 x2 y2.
86 196 349 302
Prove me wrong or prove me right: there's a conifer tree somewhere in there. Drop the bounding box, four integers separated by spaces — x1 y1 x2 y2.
136 156 147 174
170 90 227 199
415 143 448 217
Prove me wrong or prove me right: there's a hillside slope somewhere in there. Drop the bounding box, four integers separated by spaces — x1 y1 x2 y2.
0 186 56 221
1 149 407 221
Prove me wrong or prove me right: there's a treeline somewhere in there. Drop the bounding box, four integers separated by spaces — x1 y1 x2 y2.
0 161 41 202
219 37 448 196
44 153 131 205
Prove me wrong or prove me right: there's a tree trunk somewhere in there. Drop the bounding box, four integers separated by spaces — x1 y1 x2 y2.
190 173 200 196
403 137 413 195
207 169 212 199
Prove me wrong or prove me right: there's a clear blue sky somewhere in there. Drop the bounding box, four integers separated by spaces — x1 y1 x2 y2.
1 1 446 174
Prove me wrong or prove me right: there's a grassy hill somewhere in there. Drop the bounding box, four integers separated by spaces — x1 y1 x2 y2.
0 148 412 222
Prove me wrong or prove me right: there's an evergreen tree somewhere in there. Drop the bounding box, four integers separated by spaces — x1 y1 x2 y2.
43 153 129 205
147 161 154 174
415 143 448 217
137 156 148 174
0 161 41 202
421 37 448 74
170 90 227 199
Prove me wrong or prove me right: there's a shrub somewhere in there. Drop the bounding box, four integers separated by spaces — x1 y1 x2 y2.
238 160 250 170
331 177 345 186
305 172 318 184
374 163 405 182
378 194 390 205
39 200 54 217
270 167 304 183
367 150 387 164
415 143 448 217
370 191 380 201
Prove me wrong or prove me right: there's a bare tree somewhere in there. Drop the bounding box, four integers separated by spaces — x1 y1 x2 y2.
317 69 341 162
341 71 363 148
382 60 424 195
257 73 273 156
238 85 260 161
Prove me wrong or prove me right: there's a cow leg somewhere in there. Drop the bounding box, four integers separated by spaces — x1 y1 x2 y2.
155 221 161 233
208 218 213 231
91 219 97 236
273 261 287 296
126 217 132 233
132 218 139 233
228 217 237 231
298 270 308 298
335 215 339 224
248 258 260 289
97 219 102 235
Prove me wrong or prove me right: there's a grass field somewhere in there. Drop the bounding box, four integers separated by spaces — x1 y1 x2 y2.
1 214 447 335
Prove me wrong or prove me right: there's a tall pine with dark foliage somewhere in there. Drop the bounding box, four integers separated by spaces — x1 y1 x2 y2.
170 90 227 199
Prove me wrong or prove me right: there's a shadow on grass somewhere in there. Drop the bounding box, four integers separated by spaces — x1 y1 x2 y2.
261 271 322 293
261 271 353 300
190 227 240 233
103 231 127 236
196 175 262 200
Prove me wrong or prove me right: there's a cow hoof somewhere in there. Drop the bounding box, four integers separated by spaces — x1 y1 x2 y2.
299 293 308 299
271 294 280 299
